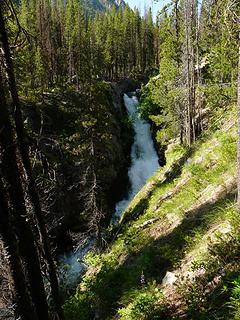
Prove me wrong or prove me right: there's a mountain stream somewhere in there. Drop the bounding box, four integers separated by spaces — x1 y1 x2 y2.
58 92 159 287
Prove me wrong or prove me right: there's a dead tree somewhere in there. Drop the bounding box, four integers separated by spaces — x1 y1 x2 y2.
0 2 64 319
237 34 240 208
0 178 38 320
183 0 197 145
0 66 49 319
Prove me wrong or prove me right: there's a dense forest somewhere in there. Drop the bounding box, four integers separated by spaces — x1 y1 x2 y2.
13 0 156 91
0 0 239 319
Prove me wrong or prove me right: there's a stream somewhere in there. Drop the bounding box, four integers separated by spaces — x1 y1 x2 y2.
58 92 159 288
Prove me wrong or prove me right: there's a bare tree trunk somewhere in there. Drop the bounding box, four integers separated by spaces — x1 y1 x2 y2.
185 0 192 145
174 0 180 68
190 0 196 143
0 67 49 320
184 0 196 146
0 179 38 320
0 5 64 319
237 35 240 208
0 6 50 320
195 1 203 137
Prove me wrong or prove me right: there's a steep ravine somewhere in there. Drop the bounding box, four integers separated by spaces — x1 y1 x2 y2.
23 80 140 243
59 90 160 290
0 79 142 316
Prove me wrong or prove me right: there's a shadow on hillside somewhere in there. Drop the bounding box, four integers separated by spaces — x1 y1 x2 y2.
94 191 236 319
114 147 196 236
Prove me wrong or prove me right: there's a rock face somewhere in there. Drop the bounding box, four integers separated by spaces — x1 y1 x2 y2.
162 271 177 286
108 79 141 114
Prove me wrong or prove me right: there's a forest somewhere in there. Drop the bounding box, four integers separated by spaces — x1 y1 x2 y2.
0 0 239 319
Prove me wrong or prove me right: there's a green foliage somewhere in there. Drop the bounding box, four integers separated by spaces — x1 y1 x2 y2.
199 84 237 112
64 103 238 319
118 284 166 320
139 86 159 120
64 292 94 320
139 9 182 145
13 0 157 95
230 276 240 319
139 0 238 147
176 206 240 319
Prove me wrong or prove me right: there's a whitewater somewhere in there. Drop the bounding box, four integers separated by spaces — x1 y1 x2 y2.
114 93 159 220
59 92 159 286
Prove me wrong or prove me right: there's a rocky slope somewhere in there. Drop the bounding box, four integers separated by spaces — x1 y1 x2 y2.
0 78 141 318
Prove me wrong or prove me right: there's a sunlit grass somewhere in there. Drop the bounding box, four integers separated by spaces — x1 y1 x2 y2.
64 105 238 320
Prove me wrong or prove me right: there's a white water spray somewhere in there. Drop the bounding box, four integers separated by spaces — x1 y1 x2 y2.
58 239 94 289
114 93 159 221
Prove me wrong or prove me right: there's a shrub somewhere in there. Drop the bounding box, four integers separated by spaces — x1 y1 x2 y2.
229 276 240 319
118 285 167 320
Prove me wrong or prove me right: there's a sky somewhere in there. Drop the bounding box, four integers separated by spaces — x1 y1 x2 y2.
124 0 170 18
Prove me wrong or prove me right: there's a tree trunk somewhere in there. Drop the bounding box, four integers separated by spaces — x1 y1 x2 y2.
0 5 63 319
0 179 38 320
184 0 196 145
237 35 240 208
0 66 49 320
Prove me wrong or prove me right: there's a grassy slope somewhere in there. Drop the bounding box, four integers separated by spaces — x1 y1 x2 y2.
64 104 240 320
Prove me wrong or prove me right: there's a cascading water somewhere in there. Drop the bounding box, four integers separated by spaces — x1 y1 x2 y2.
58 239 94 290
58 92 159 287
113 93 159 221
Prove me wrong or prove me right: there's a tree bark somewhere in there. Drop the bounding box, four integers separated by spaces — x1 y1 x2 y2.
0 65 49 320
0 4 64 319
0 178 38 320
237 34 240 208
184 0 196 145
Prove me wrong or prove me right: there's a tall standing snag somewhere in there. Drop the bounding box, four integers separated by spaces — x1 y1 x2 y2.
237 33 240 208
0 2 64 319
0 63 49 319
0 70 38 320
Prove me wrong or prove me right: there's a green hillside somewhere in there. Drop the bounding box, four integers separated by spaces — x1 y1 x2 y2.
64 103 240 319
0 1 239 319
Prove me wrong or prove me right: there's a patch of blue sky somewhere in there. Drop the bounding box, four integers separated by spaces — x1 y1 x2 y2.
124 0 170 18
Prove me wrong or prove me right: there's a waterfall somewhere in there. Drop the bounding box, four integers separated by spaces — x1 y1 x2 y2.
58 92 159 287
113 93 159 221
